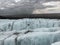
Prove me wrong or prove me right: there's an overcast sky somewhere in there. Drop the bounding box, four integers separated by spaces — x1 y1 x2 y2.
0 0 60 15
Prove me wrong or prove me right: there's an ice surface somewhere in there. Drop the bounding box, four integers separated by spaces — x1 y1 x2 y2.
4 35 17 45
13 19 60 31
0 30 60 45
0 31 16 45
32 27 60 32
18 32 53 45
17 31 60 45
0 19 60 45
13 19 28 31
51 42 60 45
0 19 15 31
0 19 60 32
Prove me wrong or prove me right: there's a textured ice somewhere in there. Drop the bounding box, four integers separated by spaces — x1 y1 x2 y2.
32 27 60 32
13 19 60 31
0 19 60 45
51 42 60 45
4 35 17 45
17 31 60 45
0 19 15 31
13 19 28 31
0 31 16 45
0 19 60 32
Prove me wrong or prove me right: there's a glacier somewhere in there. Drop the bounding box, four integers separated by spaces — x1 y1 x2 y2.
51 42 60 45
0 18 60 45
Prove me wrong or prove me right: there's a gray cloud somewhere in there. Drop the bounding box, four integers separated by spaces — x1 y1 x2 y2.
0 0 60 15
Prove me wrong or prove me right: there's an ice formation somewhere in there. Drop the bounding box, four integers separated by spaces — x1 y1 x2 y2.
17 31 60 45
0 19 60 32
51 42 60 45
32 27 60 32
0 18 60 45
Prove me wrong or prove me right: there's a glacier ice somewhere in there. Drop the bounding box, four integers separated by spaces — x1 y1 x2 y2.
0 31 16 45
4 35 17 45
0 18 60 32
13 19 28 31
51 42 60 45
17 31 60 45
0 19 60 45
0 20 15 31
32 27 60 32
13 19 60 31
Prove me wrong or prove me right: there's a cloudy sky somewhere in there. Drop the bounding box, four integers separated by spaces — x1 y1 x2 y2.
33 0 60 14
0 0 60 15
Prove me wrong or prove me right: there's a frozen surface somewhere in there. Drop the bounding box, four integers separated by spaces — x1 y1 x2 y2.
0 19 15 31
51 42 60 45
17 31 60 45
32 27 60 32
0 18 60 45
13 19 60 31
0 31 16 45
4 35 17 45
0 18 60 32
13 19 28 31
